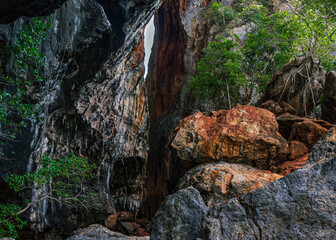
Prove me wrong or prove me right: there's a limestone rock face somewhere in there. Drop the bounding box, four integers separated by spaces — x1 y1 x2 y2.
263 57 326 117
0 0 161 234
322 71 336 123
170 105 289 169
151 162 282 240
66 224 149 240
204 127 336 239
0 0 67 24
150 187 208 240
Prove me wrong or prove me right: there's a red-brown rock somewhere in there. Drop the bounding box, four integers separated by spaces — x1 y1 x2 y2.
289 121 327 149
105 213 120 231
170 105 290 170
136 228 150 237
277 113 335 140
273 141 309 175
178 162 282 205
118 211 134 222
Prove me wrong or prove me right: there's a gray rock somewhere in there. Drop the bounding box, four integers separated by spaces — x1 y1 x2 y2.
0 0 67 24
66 224 149 240
151 187 209 240
205 127 336 239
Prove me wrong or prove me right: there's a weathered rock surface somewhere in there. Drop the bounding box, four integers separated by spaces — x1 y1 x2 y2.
277 113 335 140
178 162 282 205
204 127 336 239
263 57 326 117
260 100 295 116
322 71 336 123
272 140 309 175
151 128 336 239
0 0 161 235
151 162 282 240
170 105 289 169
289 120 327 149
150 187 208 240
66 224 149 240
0 0 67 24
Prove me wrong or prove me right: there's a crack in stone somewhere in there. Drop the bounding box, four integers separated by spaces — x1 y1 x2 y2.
237 197 262 240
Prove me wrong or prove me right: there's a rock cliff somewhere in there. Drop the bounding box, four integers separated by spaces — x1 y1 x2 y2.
0 0 161 237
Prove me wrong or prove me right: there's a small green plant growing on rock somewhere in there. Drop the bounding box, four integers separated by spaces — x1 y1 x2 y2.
0 154 98 238
0 17 51 159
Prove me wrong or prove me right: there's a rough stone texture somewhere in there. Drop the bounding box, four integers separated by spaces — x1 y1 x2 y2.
150 161 282 239
204 127 336 239
260 100 295 116
322 71 336 123
289 120 327 149
272 141 309 175
66 224 149 240
0 0 161 235
277 113 335 140
0 0 67 24
263 57 326 117
105 213 119 231
145 0 230 218
178 162 282 205
150 187 209 240
170 105 289 169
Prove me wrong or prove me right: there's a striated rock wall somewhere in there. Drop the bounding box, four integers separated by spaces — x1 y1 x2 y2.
0 0 68 24
0 0 161 236
145 0 216 219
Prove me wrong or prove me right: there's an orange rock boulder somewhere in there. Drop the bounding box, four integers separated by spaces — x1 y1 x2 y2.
170 105 290 170
178 162 282 205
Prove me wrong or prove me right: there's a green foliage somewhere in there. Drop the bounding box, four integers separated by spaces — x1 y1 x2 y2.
188 36 245 108
242 10 299 95
193 0 336 107
0 154 98 238
205 1 237 29
289 0 336 71
0 204 26 239
0 17 51 156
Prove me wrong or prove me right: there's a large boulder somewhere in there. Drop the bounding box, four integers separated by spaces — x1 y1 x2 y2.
322 71 336 123
263 57 326 117
66 224 149 240
178 162 282 205
289 120 327 149
150 187 208 240
277 113 335 140
204 127 336 239
170 105 289 170
151 162 281 240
